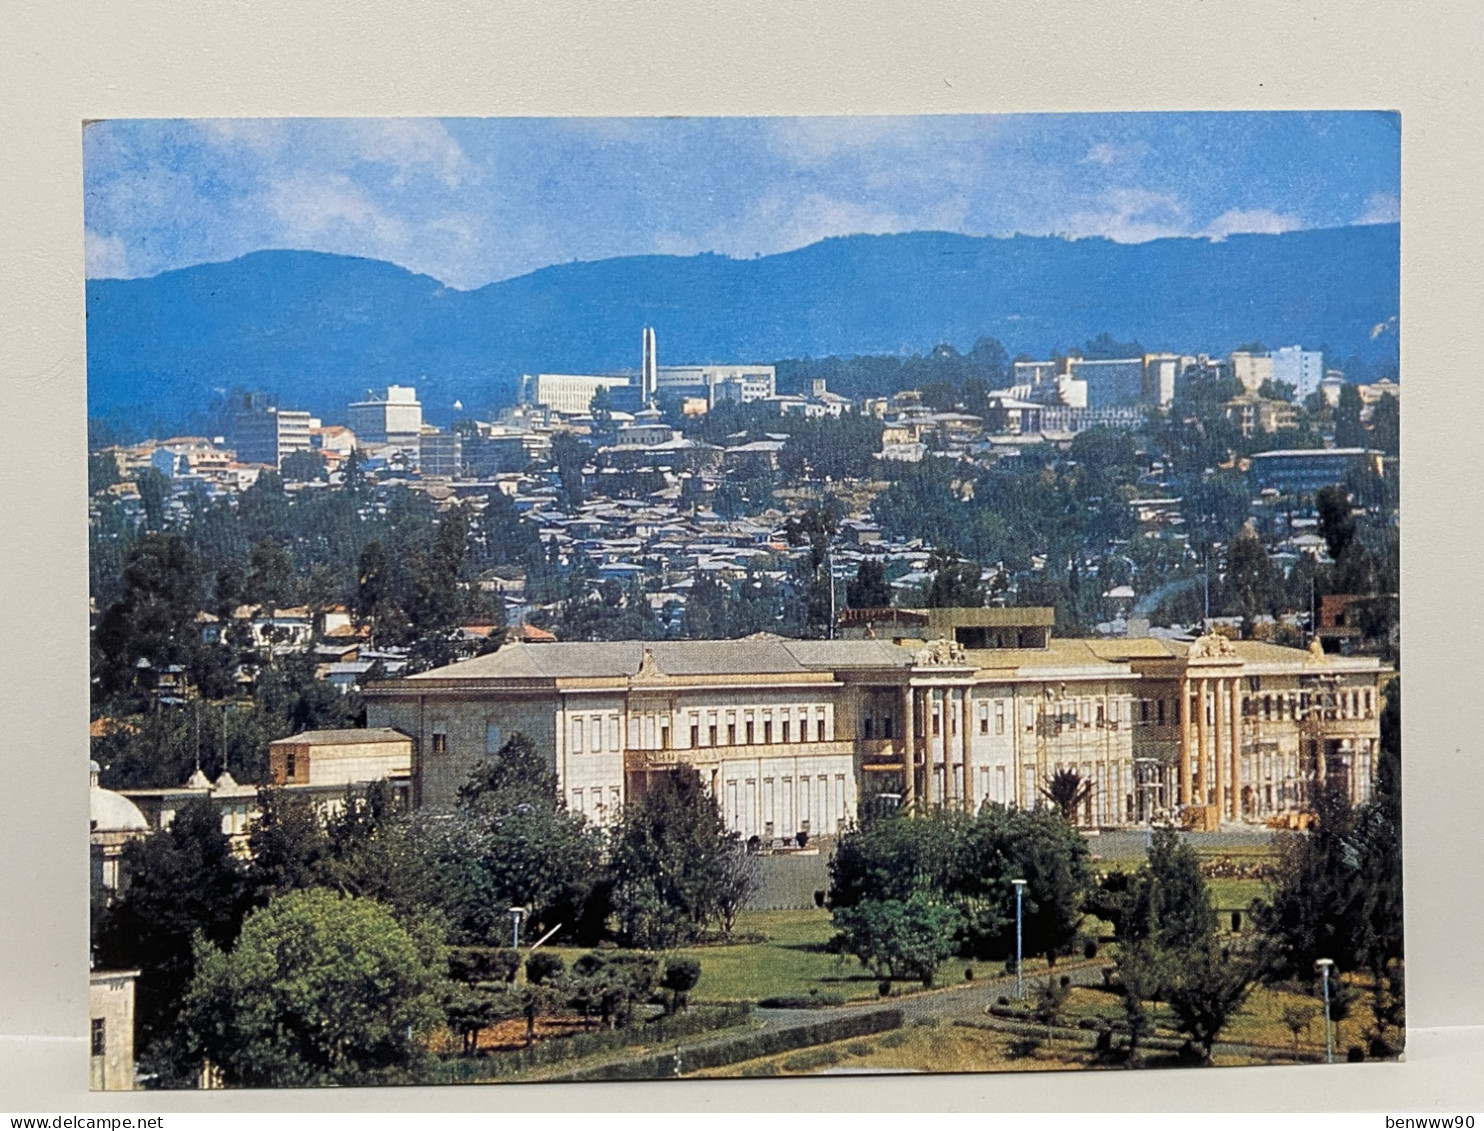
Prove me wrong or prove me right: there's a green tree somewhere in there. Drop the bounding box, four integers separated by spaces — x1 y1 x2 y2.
1225 525 1275 633
846 558 893 609
831 893 965 987
609 766 737 948
1315 485 1357 562
180 890 449 1087
92 532 208 709
89 451 122 495
1164 943 1263 1062
92 798 255 1083
1334 383 1366 448
660 957 703 1014
280 449 327 483
925 547 984 608
1041 768 1094 823
1369 394 1399 456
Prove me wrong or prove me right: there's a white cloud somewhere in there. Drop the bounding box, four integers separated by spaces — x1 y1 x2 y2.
1062 188 1191 243
1082 142 1119 167
1357 191 1400 224
342 120 471 188
85 228 130 277
1203 208 1303 239
195 119 288 152
266 172 411 250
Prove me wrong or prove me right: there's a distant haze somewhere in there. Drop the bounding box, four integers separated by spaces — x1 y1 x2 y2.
85 225 1400 433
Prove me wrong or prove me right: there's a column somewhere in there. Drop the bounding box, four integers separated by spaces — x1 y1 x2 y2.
1212 680 1225 821
924 687 939 807
1179 680 1192 809
1229 679 1242 820
901 684 916 807
1195 678 1208 808
961 685 975 813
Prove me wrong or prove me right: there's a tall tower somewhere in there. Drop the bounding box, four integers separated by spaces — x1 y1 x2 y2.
641 325 658 403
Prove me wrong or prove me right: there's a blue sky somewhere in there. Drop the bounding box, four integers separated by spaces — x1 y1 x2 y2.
84 112 1400 291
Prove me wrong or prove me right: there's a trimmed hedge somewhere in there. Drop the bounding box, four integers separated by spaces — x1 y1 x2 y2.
554 1008 905 1081
756 992 847 1009
434 1003 755 1083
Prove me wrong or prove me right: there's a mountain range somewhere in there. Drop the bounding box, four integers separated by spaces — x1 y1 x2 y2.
85 224 1400 434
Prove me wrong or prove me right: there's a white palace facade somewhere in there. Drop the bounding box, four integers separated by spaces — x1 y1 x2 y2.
363 608 1390 842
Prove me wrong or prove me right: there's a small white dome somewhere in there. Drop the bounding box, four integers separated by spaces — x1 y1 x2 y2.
214 771 240 790
90 785 148 833
185 768 212 790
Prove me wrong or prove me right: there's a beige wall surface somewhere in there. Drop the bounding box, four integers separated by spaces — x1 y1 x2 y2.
3 0 1481 1113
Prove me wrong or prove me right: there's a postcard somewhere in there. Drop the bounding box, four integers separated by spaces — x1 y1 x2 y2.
83 113 1401 1089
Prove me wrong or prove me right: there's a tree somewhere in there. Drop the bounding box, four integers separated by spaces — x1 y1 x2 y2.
831 893 964 987
1334 383 1366 448
92 532 207 709
1225 525 1275 633
180 890 449 1087
92 798 255 1083
1315 485 1357 562
660 957 703 1014
566 951 659 1029
89 451 121 495
713 842 763 938
609 767 737 948
1041 768 1094 823
279 449 327 483
1369 394 1399 456
846 558 893 609
1164 943 1262 1062
925 547 984 608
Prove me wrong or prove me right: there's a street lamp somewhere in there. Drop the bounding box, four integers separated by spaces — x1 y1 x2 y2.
1315 957 1335 1064
1011 878 1028 1001
509 906 525 951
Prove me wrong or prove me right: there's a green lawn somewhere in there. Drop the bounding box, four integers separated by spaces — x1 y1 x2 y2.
539 909 998 1004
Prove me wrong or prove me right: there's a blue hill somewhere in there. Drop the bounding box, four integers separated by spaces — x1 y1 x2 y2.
85 225 1399 432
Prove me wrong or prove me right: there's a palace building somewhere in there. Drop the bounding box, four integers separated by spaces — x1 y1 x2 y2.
362 608 1389 841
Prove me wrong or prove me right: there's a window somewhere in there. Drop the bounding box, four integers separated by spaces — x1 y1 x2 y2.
592 717 604 753
746 721 755 744
1110 699 1119 723
1024 702 1035 732
431 730 448 756
571 718 583 753
817 718 826 742
996 700 1006 735
91 1018 106 1057
485 721 502 754
784 719 793 742
763 720 773 744
728 722 737 745
862 717 872 740
883 713 894 739
932 709 941 737
1096 703 1106 725
691 724 700 748
709 724 718 746
979 702 989 735
628 717 640 747
609 715 621 752
572 789 584 814
285 750 296 780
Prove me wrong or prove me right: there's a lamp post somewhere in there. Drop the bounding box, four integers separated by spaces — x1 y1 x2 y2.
1315 957 1335 1063
509 906 525 951
1011 878 1027 1001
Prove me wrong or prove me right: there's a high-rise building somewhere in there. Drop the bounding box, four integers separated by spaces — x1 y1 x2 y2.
347 385 423 446
231 393 312 468
1269 345 1325 400
641 326 658 403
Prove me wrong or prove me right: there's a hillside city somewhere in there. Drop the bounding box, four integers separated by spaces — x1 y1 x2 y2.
87 329 1401 1089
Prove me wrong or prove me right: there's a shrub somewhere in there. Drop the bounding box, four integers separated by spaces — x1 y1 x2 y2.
525 951 565 986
